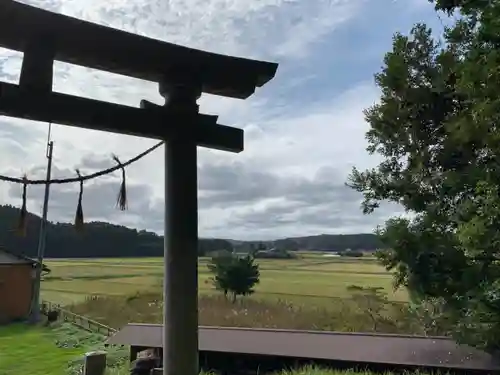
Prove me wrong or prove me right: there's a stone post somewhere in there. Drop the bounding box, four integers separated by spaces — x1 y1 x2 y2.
83 351 107 375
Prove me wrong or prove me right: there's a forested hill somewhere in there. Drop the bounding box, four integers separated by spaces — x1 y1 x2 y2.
0 205 232 258
0 205 382 258
273 233 383 252
233 233 383 252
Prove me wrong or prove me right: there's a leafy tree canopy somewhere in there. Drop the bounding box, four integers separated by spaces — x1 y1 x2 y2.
348 0 500 351
207 252 260 302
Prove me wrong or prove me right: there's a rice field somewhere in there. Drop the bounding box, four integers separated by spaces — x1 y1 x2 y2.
41 253 407 306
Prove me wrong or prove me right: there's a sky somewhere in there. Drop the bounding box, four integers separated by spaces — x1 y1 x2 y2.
0 0 447 240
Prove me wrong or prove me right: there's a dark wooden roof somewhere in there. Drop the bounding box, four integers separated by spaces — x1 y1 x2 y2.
107 324 500 372
0 1 278 99
0 247 50 272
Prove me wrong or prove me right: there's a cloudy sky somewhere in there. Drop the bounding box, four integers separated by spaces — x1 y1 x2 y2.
0 0 445 240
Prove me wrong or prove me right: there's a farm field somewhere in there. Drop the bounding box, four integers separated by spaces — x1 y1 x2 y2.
42 253 408 306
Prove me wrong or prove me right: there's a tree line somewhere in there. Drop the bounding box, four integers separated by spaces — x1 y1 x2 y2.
0 205 230 258
0 205 380 258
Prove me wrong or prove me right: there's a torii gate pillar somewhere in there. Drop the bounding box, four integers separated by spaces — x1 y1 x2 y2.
160 76 201 375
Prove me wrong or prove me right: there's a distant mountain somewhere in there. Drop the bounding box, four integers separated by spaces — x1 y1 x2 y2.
232 234 383 253
0 205 383 258
271 233 383 252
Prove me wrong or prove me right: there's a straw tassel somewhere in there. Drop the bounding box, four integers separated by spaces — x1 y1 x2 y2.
74 170 84 231
112 155 127 211
16 175 28 236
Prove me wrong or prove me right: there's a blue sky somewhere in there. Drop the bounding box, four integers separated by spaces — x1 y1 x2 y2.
0 0 447 240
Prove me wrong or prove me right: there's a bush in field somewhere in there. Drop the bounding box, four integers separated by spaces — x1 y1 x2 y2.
347 285 392 331
207 252 260 302
405 297 454 336
338 250 363 258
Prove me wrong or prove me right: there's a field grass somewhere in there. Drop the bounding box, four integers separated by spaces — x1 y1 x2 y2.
42 255 408 306
41 254 438 338
70 292 420 334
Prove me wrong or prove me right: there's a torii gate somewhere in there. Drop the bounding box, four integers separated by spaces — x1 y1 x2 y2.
0 2 278 375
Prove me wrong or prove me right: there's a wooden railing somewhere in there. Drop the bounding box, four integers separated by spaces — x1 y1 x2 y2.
41 300 117 337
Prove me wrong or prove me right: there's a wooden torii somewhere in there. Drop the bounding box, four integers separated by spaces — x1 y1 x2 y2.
0 2 278 375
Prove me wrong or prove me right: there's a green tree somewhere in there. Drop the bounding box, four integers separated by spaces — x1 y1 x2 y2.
207 251 234 298
347 0 500 351
207 253 260 302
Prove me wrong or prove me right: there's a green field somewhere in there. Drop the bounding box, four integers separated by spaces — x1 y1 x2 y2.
42 254 408 306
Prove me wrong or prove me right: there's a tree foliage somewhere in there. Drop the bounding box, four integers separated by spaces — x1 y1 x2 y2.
207 252 260 302
348 0 500 351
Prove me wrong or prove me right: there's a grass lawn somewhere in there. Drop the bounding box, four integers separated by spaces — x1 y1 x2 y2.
43 256 407 306
0 323 127 375
0 324 83 375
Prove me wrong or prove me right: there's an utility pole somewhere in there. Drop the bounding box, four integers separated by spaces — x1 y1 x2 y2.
30 126 54 323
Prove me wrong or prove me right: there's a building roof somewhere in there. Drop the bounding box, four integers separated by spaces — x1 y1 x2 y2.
0 247 50 272
107 324 500 372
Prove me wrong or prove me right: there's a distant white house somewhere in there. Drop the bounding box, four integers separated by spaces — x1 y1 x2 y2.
322 253 341 257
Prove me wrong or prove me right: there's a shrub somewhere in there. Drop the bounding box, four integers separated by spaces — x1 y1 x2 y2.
338 250 363 258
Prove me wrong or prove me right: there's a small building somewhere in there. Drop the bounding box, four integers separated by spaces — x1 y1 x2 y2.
0 247 50 323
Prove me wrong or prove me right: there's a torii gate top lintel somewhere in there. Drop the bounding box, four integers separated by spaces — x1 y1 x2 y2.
0 1 278 100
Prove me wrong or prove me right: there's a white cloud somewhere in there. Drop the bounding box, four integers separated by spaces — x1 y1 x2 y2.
0 0 436 239
236 82 382 175
33 0 365 60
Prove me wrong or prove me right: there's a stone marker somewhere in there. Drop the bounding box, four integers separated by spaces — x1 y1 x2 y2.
83 351 107 375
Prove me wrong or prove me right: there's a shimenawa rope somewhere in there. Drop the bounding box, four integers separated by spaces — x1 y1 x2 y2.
4 140 164 235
